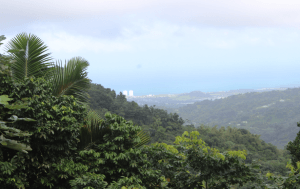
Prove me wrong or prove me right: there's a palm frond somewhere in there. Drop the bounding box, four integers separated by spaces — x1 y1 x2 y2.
5 32 53 81
133 129 151 149
78 109 108 150
50 57 91 104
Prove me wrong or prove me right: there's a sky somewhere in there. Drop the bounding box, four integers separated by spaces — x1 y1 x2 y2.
1 0 300 96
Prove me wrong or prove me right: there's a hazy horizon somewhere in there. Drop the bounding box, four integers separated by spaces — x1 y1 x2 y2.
1 0 300 96
112 83 300 96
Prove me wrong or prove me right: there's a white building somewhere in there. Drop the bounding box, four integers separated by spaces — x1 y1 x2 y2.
129 90 133 96
123 90 128 96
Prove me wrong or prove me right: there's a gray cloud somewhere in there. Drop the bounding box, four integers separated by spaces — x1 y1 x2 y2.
1 0 300 31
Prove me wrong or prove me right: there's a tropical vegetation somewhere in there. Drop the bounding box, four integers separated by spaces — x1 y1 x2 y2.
1 33 300 188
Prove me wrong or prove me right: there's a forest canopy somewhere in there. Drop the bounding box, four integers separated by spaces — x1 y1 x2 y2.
1 33 300 188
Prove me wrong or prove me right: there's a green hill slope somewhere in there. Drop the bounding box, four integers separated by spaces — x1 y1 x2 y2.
87 83 186 145
164 87 300 149
87 83 292 180
195 125 290 177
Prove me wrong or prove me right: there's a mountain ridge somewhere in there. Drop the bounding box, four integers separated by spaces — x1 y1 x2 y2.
162 87 300 149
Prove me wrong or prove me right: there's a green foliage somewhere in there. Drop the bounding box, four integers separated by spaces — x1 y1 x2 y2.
233 119 300 188
286 122 300 169
195 125 286 160
141 142 186 187
176 131 257 188
78 109 151 151
0 74 87 188
165 88 300 149
77 112 165 188
0 95 13 105
2 33 158 188
188 125 291 188
78 109 108 151
88 84 184 126
142 131 258 189
0 109 33 153
4 32 300 189
0 45 35 187
272 122 300 188
265 160 300 189
88 83 185 145
183 125 291 177
0 35 15 91
0 88 155 188
51 158 108 189
0 95 35 189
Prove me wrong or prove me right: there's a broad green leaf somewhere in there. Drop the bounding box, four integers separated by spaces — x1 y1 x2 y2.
0 95 13 105
5 103 28 110
0 136 32 153
17 118 36 122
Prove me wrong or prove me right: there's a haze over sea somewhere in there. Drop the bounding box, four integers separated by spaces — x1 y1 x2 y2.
1 1 300 96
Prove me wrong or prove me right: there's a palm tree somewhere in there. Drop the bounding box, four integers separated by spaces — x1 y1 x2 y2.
5 33 91 104
5 32 151 150
5 33 53 81
49 57 91 104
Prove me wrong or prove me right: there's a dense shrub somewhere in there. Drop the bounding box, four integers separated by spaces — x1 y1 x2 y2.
0 75 88 188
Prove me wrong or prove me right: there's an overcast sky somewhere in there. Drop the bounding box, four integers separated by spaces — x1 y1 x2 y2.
1 0 300 95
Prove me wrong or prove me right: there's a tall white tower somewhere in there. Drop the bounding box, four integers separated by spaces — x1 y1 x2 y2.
123 90 128 96
129 90 133 96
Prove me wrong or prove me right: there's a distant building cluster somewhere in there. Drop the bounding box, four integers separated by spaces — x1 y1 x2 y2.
123 90 133 97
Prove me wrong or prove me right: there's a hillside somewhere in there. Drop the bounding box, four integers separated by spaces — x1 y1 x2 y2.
129 88 287 109
87 83 293 183
87 83 186 145
162 87 300 149
193 125 290 178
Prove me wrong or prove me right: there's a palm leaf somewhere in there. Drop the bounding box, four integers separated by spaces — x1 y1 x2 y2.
50 57 91 104
5 33 53 81
133 129 151 148
78 109 109 150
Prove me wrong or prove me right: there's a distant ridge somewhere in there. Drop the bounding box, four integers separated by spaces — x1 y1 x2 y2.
129 87 291 109
179 91 211 98
166 87 300 149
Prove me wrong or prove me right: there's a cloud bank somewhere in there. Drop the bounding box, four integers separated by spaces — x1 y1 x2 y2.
2 0 300 28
